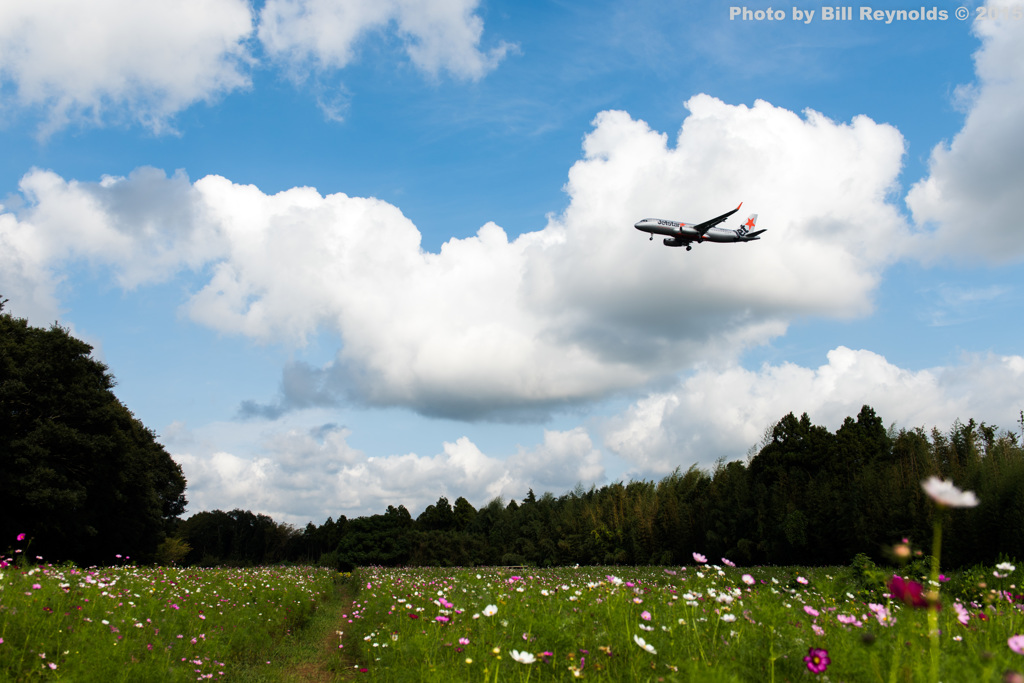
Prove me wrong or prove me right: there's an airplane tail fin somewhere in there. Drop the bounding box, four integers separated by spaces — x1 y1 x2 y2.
736 213 758 237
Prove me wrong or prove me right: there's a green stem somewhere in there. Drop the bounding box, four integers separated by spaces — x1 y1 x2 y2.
690 604 707 665
887 637 901 683
928 516 943 683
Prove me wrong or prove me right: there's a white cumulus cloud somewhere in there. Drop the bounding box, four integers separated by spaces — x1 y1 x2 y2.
1 95 910 419
524 97 909 374
0 0 253 134
257 0 514 81
170 421 604 522
906 2 1024 263
603 347 1024 477
0 0 511 132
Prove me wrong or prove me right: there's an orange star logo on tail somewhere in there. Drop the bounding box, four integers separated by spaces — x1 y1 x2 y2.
745 217 756 228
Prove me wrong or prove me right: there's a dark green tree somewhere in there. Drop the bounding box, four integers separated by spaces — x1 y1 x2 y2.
1 301 187 564
417 496 456 531
452 496 477 531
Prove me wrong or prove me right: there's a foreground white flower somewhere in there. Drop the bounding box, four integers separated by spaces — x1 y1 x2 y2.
633 634 657 654
482 604 498 617
921 476 979 508
510 650 536 664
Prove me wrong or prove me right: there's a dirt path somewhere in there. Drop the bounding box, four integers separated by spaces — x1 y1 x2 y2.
287 579 362 683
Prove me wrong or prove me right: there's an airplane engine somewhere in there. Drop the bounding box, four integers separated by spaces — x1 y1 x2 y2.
663 237 685 247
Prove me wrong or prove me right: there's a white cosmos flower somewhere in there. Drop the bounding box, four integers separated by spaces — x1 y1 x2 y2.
633 634 657 654
482 604 497 617
996 562 1016 573
921 476 979 508
509 650 536 664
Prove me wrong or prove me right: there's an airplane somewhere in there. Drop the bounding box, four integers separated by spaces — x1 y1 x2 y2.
634 202 765 251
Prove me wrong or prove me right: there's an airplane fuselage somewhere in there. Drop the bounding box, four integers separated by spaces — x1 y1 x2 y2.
633 219 751 244
633 204 764 249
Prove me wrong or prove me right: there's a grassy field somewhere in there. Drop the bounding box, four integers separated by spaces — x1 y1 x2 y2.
0 554 338 681
342 561 1024 682
4 555 1024 681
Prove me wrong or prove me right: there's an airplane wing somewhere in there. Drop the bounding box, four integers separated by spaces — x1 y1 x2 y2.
691 202 742 236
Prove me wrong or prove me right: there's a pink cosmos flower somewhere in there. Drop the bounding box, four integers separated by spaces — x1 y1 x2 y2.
742 574 755 585
804 647 830 673
868 603 893 626
722 558 735 567
16 533 26 542
796 576 808 585
1010 635 1024 655
693 553 707 564
954 602 970 625
803 605 819 617
640 610 652 621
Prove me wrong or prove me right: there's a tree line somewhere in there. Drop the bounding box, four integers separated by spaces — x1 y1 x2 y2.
171 406 1024 570
4 297 1022 569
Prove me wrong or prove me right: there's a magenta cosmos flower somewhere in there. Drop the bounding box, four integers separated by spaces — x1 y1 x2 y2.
804 647 830 673
889 575 929 608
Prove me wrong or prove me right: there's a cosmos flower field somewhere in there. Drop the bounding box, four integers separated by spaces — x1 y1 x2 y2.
4 557 1024 681
344 560 1024 682
0 555 335 681
5 481 1024 683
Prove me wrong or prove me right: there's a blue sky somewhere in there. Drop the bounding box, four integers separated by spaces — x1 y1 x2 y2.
2 0 1023 524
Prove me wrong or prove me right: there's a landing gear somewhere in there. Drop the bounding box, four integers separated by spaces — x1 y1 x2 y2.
649 234 653 241
686 245 692 251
